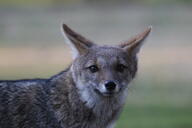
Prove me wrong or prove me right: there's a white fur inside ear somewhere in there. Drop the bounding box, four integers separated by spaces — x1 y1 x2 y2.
61 29 79 60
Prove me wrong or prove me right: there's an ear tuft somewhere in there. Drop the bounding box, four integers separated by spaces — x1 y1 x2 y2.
62 24 94 47
61 24 95 59
62 25 79 59
119 26 152 55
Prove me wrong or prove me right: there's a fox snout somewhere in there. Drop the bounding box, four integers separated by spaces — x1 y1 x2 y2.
104 81 116 92
100 81 118 96
94 80 121 97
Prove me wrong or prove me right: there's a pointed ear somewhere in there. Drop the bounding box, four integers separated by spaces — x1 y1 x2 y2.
62 24 95 59
119 26 152 56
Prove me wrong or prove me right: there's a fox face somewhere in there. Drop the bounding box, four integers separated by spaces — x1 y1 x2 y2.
62 24 151 107
71 46 136 97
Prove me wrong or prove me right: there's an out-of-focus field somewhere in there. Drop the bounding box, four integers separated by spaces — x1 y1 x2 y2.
0 2 192 128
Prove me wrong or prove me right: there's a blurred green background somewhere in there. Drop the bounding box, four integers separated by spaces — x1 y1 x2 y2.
0 0 192 128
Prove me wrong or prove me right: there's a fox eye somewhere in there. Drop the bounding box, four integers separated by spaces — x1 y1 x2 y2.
88 65 99 73
116 64 127 73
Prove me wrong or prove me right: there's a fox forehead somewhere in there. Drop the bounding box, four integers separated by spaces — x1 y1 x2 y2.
83 46 130 66
91 46 126 56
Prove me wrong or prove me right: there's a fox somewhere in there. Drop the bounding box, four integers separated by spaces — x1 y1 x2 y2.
0 24 151 128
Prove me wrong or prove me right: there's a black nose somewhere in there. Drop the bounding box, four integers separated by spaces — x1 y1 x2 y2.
105 81 116 91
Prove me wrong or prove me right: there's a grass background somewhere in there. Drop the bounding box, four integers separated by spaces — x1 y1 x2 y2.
0 0 192 128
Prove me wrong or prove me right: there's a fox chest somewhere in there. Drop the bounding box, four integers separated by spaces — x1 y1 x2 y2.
89 109 119 128
60 105 120 128
86 117 116 128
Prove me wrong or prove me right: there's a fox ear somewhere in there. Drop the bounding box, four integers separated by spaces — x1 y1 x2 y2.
62 24 95 59
119 26 152 56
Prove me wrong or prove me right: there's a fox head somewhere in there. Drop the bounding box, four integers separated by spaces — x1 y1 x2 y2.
62 24 151 107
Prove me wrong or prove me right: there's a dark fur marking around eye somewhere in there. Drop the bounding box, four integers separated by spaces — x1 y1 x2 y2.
116 64 128 73
87 65 99 73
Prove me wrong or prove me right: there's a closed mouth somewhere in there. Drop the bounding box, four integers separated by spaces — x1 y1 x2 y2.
94 89 116 97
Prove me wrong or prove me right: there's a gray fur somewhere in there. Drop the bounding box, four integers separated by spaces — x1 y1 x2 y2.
0 24 151 128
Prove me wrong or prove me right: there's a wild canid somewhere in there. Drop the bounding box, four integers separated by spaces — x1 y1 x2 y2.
0 24 151 128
